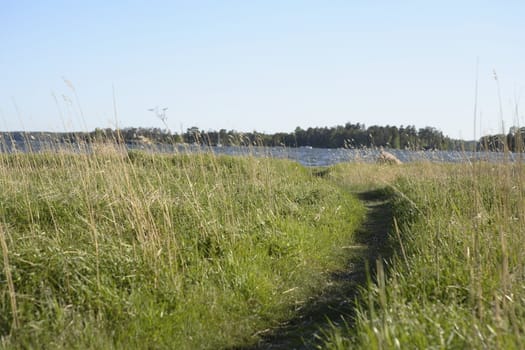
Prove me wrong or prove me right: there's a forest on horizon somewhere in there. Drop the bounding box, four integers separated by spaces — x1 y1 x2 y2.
1 122 523 152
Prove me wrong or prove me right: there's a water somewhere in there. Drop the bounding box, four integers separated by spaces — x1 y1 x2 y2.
197 146 515 166
0 140 517 167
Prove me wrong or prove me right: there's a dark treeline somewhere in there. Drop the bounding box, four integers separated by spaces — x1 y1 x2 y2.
0 122 477 151
116 123 471 151
479 126 525 152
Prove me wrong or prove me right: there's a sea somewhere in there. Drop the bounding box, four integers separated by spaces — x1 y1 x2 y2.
0 140 517 167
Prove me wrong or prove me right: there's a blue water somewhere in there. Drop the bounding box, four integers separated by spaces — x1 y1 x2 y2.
194 146 515 166
0 140 517 167
124 143 515 166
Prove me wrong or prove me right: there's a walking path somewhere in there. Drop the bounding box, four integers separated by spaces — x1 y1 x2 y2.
235 188 393 349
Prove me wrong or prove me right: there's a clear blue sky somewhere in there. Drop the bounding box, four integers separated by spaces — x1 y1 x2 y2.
1 1 524 139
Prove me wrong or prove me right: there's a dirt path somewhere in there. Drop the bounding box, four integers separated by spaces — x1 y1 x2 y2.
234 188 393 350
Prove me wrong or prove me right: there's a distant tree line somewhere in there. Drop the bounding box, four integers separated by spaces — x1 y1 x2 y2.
479 126 525 152
0 123 478 151
178 123 471 151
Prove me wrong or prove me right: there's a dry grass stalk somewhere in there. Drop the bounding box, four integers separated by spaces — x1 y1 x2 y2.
0 225 19 330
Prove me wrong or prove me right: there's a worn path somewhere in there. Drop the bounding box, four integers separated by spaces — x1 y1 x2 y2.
234 188 393 350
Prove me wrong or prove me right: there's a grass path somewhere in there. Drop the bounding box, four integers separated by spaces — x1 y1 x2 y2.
236 188 393 349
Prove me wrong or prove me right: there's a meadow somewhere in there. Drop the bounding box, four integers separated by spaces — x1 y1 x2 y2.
324 159 525 349
1 142 525 349
0 144 364 349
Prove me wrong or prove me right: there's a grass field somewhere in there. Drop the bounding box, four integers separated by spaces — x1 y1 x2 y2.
2 144 525 349
324 160 525 349
0 145 364 349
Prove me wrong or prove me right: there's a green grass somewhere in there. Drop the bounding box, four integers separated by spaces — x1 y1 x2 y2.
0 145 364 349
7 145 523 349
323 161 525 349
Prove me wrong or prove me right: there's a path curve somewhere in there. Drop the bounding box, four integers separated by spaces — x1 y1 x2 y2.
233 188 393 350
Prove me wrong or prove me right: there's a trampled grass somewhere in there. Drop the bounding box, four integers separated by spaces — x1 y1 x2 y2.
0 145 364 349
324 160 525 349
4 143 524 349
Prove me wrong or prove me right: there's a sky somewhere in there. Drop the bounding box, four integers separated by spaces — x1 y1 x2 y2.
1 1 524 139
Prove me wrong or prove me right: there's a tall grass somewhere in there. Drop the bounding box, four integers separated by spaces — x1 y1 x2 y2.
324 160 525 349
0 143 364 349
